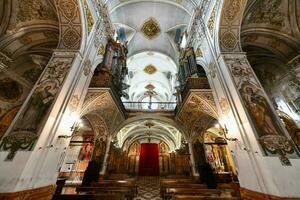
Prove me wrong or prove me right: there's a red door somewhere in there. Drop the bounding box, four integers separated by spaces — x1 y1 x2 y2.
139 143 159 176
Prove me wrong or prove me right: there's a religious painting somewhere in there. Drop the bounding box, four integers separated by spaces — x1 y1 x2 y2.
0 78 23 102
239 81 283 137
78 136 94 161
159 142 170 175
128 141 140 174
0 57 73 160
228 56 299 165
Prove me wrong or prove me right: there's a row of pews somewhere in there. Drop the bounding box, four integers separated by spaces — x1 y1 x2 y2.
52 178 137 200
160 177 241 200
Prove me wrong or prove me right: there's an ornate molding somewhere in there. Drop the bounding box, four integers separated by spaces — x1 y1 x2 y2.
219 0 246 52
54 0 82 50
176 90 218 141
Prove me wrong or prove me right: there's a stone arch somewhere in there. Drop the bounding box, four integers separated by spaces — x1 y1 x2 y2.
112 114 186 139
216 0 248 54
53 0 87 52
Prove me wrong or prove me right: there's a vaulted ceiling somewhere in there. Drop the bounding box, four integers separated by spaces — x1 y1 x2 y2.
241 0 300 91
107 0 201 103
116 119 183 152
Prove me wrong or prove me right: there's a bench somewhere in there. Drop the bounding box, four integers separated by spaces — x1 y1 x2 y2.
160 183 207 199
52 193 125 200
174 195 241 200
76 186 134 200
164 188 235 200
91 180 138 195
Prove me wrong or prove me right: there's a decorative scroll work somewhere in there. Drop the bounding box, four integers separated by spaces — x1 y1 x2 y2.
55 0 82 50
219 0 246 52
0 56 74 160
224 54 299 165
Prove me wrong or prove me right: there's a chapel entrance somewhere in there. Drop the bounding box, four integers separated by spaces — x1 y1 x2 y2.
139 143 159 176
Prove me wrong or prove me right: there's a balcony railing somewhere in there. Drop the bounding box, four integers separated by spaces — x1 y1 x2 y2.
123 101 177 110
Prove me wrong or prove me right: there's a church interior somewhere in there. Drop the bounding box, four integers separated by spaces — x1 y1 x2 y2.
0 0 300 200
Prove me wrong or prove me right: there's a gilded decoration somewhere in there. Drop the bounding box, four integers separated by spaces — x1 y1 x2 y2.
145 84 155 91
83 0 94 33
140 18 161 40
58 0 77 20
195 48 203 57
208 3 217 35
219 0 245 52
224 0 241 22
144 64 157 75
221 31 237 50
62 28 81 49
55 0 82 50
98 45 105 55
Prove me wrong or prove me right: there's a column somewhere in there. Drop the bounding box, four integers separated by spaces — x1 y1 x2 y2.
0 51 82 196
188 141 199 176
217 52 300 197
99 135 112 175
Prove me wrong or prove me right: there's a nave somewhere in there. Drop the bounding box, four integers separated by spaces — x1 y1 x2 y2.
53 175 241 200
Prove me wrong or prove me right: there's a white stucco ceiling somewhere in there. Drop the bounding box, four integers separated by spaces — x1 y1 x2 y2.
109 1 192 59
124 51 177 102
107 1 202 103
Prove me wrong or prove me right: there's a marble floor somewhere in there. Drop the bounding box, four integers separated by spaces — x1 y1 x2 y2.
134 176 161 200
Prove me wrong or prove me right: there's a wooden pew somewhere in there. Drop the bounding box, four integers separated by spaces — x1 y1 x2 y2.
76 186 134 200
160 183 207 199
52 193 125 200
164 188 235 200
174 195 241 200
217 183 241 197
91 180 138 195
160 178 197 185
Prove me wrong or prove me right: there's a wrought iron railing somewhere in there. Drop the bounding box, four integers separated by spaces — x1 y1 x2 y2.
123 101 177 110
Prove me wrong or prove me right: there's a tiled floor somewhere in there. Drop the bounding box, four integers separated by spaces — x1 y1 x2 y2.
134 176 161 200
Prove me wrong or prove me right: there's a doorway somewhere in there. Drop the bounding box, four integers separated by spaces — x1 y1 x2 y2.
139 143 159 176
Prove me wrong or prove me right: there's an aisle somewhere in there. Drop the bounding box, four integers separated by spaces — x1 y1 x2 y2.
134 176 161 200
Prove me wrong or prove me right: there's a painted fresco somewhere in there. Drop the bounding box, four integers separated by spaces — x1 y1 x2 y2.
0 57 73 160
0 78 23 102
227 56 299 165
